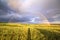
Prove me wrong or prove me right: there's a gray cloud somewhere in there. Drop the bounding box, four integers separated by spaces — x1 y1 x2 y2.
0 0 60 23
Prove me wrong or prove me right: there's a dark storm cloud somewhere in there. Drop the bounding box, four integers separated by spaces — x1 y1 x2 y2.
0 0 11 15
0 17 10 22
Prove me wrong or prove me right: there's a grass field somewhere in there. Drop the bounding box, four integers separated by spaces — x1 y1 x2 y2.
0 23 60 40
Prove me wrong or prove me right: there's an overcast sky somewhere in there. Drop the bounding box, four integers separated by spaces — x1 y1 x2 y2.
0 0 60 23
